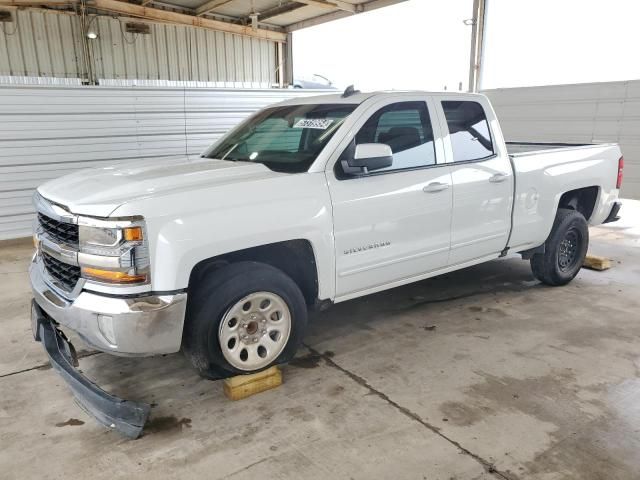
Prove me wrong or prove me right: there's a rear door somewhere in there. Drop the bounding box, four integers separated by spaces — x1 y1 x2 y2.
435 97 514 265
326 96 453 300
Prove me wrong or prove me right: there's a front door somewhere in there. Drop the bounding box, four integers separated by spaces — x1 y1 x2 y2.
326 98 453 300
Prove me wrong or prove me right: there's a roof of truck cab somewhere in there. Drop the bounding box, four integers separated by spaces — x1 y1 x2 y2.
275 91 376 106
275 90 486 107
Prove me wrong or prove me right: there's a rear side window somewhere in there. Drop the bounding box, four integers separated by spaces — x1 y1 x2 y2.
441 101 494 162
353 101 436 172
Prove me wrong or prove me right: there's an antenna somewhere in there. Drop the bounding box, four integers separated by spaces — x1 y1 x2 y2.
342 85 360 98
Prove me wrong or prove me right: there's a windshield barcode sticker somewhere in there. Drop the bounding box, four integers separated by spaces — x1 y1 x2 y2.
293 118 334 130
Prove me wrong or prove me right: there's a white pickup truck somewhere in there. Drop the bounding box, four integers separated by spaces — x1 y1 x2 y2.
30 89 623 437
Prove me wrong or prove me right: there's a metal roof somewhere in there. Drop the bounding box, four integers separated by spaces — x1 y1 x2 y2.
0 0 407 41
156 0 408 32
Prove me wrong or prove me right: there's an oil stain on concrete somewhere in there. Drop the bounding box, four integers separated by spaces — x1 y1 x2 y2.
144 416 192 434
55 418 85 427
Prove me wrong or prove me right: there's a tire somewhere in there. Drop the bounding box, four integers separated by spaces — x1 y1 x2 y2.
530 208 589 286
183 261 307 379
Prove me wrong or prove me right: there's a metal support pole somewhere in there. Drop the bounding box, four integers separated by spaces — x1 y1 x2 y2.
277 41 284 88
284 32 294 88
468 0 486 92
77 0 97 85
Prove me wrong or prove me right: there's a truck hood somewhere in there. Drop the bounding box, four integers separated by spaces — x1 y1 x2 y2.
38 156 282 217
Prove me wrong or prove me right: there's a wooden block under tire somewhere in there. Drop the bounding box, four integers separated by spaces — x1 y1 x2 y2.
223 366 282 401
583 254 611 271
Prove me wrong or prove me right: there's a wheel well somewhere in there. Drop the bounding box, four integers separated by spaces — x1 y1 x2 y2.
188 240 319 306
558 186 599 221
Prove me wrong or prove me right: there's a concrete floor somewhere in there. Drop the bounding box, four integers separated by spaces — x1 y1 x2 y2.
1 202 640 480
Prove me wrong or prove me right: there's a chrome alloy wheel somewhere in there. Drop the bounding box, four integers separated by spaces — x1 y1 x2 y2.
218 291 292 371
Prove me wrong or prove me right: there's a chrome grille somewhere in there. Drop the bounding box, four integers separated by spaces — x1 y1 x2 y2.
42 252 80 291
38 213 79 245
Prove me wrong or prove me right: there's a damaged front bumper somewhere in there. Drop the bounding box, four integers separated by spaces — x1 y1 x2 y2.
32 301 151 439
29 254 187 356
29 253 187 437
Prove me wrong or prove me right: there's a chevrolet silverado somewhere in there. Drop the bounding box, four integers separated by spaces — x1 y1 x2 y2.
30 89 623 437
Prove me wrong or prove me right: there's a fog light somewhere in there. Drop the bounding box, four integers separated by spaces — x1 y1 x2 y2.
97 314 117 346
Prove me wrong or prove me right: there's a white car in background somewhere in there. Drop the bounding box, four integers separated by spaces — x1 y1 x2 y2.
293 73 338 89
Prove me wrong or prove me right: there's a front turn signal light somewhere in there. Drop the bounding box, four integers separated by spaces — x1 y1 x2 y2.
123 226 144 242
81 267 147 284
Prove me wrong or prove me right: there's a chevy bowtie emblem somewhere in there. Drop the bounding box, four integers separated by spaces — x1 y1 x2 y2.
344 241 391 255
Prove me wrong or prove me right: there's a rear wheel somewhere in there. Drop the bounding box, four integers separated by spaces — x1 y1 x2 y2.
183 261 307 379
530 208 589 286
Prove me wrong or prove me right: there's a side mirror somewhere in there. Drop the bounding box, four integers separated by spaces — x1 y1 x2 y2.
342 143 393 175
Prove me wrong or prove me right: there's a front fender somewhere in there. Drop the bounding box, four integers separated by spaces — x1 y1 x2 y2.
112 173 336 300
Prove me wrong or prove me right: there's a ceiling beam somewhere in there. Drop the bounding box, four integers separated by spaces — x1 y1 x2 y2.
285 9 349 31
0 0 76 6
89 0 286 41
286 0 407 31
194 0 234 17
295 0 357 13
252 1 305 23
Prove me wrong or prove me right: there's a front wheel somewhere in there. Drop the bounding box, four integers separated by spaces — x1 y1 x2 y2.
530 208 589 286
218 291 293 371
183 261 307 379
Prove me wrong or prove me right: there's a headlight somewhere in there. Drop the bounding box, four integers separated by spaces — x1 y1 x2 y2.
81 226 119 248
77 218 149 285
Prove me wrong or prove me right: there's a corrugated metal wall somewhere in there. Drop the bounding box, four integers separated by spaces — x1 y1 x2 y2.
484 80 640 199
0 9 278 87
0 85 317 240
0 10 83 79
91 15 277 87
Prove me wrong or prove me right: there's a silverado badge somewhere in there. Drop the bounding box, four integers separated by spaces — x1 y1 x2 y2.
344 241 391 255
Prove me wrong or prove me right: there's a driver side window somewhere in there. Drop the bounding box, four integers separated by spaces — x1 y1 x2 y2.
348 101 436 174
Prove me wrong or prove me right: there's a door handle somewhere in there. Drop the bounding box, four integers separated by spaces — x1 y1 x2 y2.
423 182 449 193
489 172 509 183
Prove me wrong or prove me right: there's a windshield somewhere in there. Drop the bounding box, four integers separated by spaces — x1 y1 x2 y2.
203 103 357 173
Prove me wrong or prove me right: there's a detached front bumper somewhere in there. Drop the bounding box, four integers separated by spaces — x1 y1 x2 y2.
30 254 187 356
32 301 150 438
30 254 188 437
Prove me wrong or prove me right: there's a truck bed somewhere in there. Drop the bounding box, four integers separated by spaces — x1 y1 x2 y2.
506 142 594 156
506 141 621 252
